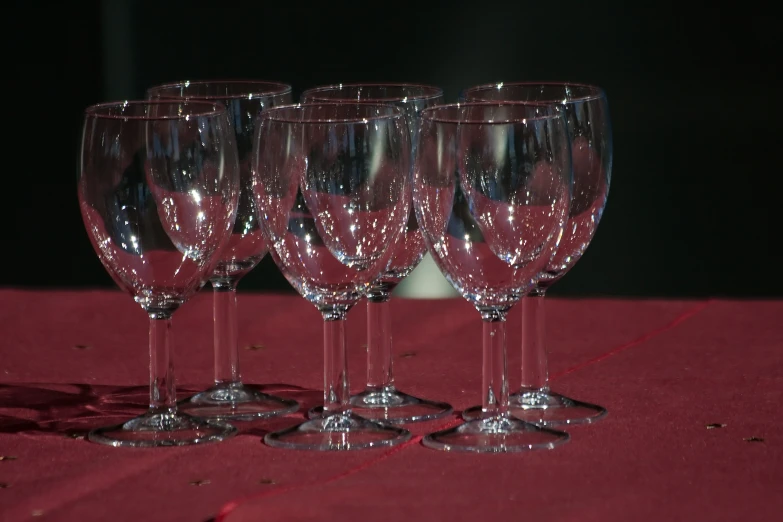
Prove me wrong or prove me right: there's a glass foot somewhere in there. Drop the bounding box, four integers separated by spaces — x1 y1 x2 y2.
178 383 299 421
462 389 607 426
422 415 569 453
264 411 411 451
307 387 452 424
87 409 237 448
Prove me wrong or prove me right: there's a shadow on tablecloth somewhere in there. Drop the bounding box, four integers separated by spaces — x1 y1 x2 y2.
0 382 319 438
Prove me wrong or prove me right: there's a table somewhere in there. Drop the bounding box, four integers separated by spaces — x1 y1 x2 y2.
1 290 781 521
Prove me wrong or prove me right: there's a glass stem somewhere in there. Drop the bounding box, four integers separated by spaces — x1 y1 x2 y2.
520 288 549 392
366 285 394 392
480 308 509 419
321 305 351 417
148 312 176 413
212 278 241 387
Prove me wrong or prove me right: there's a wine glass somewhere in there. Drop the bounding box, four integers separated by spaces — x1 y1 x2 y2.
414 102 572 452
252 102 413 450
300 83 452 424
79 100 240 446
461 82 612 426
146 80 298 421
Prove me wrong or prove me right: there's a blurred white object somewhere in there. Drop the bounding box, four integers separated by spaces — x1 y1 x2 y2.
394 253 459 298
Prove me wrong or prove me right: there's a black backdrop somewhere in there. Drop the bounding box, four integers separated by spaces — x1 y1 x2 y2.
9 1 781 297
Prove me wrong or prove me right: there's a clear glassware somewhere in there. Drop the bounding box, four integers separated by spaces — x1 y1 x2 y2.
461 83 612 426
147 80 298 421
252 102 413 450
414 102 572 452
79 100 240 446
300 83 452 424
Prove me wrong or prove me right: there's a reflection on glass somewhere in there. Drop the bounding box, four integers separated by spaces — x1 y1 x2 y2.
301 83 452 424
79 100 240 447
414 102 572 452
253 103 413 450
461 82 612 426
147 81 298 420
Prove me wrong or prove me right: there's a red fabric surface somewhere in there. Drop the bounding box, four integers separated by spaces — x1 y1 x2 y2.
0 290 780 522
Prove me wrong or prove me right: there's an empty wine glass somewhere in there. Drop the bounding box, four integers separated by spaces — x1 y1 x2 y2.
300 83 452 424
414 102 572 452
79 100 240 446
461 83 612 426
147 80 298 421
252 102 413 450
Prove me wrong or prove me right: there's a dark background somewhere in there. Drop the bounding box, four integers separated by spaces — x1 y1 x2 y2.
9 1 781 297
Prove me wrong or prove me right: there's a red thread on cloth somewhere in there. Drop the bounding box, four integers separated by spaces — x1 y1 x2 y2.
551 300 711 380
216 300 711 521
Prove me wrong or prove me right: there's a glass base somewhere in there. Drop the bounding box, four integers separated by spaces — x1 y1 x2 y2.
462 389 607 426
264 411 411 451
422 415 569 453
87 408 237 448
178 383 299 421
306 387 452 424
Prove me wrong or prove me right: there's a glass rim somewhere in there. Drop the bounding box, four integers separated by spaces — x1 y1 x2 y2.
146 79 292 100
258 102 405 124
463 81 606 103
84 100 227 120
301 83 443 103
420 102 563 125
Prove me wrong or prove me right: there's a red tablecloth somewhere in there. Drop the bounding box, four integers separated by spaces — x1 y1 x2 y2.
0 290 780 521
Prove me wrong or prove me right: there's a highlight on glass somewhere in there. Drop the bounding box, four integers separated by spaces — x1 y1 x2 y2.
251 102 413 450
413 102 573 452
78 100 240 447
300 83 452 424
147 80 298 421
461 82 612 426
